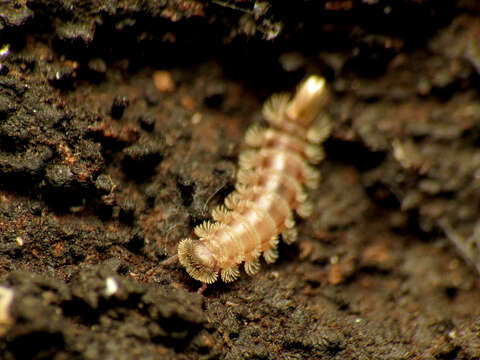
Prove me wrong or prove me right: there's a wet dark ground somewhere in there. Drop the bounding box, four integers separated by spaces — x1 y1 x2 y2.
1 1 480 359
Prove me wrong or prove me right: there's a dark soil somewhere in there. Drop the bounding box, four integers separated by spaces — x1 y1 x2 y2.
1 1 480 359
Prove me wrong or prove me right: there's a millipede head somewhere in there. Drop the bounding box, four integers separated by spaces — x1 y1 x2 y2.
178 238 219 284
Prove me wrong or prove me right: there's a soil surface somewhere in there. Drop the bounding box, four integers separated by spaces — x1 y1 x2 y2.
1 1 480 359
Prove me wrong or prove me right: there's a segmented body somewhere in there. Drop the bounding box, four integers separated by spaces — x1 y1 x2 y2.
178 76 331 283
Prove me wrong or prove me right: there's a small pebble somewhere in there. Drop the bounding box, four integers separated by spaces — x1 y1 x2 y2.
153 70 175 92
95 174 115 195
104 277 119 297
111 95 130 119
139 114 156 132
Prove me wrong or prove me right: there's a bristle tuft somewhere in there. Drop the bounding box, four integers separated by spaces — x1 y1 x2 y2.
245 124 267 147
178 239 218 283
282 228 298 244
221 266 240 282
244 258 261 276
262 93 290 126
297 200 313 218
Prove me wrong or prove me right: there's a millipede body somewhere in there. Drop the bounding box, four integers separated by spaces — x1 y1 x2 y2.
178 75 331 284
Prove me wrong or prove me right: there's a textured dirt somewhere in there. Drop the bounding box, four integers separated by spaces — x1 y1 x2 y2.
1 1 480 359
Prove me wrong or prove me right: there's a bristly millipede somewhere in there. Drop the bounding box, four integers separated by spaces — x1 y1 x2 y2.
176 75 331 284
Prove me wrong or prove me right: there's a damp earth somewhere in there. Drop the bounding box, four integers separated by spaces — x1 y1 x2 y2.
1 1 480 359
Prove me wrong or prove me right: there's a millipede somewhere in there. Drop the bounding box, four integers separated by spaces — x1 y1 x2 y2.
170 75 331 285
